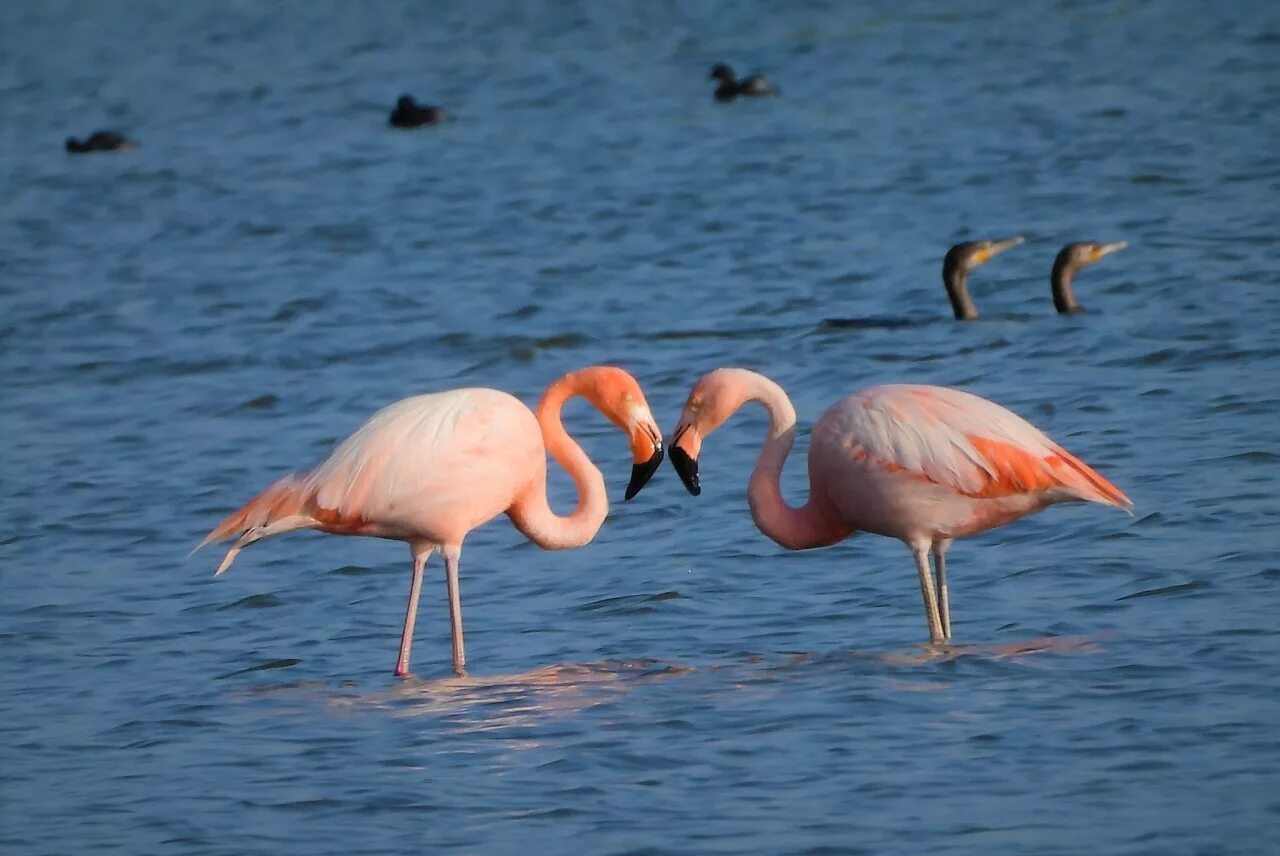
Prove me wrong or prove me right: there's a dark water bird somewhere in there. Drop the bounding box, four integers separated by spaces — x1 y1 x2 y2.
709 63 778 102
944 236 1027 321
1051 241 1127 314
823 237 1025 330
389 95 446 128
65 131 137 154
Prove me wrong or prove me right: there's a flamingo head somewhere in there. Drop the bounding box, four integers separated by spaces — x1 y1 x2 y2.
576 366 665 500
668 368 754 497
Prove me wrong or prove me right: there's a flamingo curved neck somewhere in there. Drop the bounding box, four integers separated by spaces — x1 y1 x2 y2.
509 376 608 550
741 375 849 550
1051 261 1081 314
945 268 979 321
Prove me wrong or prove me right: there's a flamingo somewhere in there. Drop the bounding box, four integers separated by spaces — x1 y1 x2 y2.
195 366 665 677
668 368 1131 643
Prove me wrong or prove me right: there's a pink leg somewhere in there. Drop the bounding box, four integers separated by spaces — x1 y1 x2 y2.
395 545 434 677
912 546 945 644
933 539 953 640
443 546 466 676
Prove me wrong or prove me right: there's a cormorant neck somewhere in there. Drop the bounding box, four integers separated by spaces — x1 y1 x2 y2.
1051 257 1081 314
944 264 979 321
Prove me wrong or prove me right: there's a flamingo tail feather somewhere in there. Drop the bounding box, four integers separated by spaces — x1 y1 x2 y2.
192 476 317 574
1055 449 1133 513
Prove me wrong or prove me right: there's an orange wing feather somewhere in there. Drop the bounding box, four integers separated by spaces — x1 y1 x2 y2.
965 435 1131 509
836 385 1132 511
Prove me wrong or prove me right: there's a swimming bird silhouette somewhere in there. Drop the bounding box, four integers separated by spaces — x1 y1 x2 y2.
1050 241 1127 314
943 236 1026 321
65 130 137 154
945 238 1127 319
389 94 446 128
824 237 1023 329
709 63 778 102
669 368 1131 643
196 366 664 677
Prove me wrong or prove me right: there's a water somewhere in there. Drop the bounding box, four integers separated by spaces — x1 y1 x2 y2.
3 1 1279 853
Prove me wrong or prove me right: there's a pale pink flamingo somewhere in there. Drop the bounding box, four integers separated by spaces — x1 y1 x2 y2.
195 366 664 677
669 369 1132 643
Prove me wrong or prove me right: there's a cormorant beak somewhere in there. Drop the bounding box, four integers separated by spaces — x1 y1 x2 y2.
669 420 702 496
625 420 664 501
1092 241 1128 261
973 235 1025 267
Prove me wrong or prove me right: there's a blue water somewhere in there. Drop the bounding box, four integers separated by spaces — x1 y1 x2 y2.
3 1 1279 853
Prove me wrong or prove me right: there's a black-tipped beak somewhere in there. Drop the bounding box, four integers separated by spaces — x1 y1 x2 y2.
670 444 701 496
625 444 664 501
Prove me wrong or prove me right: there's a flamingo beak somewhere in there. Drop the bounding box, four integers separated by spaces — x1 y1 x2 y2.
625 420 664 501
669 420 702 496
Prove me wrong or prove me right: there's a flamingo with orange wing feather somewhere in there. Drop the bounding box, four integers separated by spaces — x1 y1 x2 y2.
669 369 1130 643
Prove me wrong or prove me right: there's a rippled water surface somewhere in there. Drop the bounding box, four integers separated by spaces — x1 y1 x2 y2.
3 1 1280 853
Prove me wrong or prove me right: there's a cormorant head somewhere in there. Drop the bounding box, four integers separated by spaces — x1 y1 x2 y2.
944 236 1025 277
1054 241 1128 273
709 63 735 82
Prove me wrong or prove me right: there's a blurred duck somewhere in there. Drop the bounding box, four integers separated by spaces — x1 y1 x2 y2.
1050 241 1127 314
709 63 778 102
943 236 1026 321
65 130 137 154
389 95 446 128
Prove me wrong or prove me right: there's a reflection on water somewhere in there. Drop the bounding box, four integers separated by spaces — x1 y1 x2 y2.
363 660 693 727
239 638 1112 733
880 635 1107 667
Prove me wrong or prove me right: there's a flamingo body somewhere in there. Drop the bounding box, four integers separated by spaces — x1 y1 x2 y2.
809 384 1131 543
306 389 542 545
196 367 664 676
671 369 1131 643
200 389 543 570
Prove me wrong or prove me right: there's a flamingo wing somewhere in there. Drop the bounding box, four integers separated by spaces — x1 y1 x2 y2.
825 384 1131 510
198 388 541 573
304 388 537 528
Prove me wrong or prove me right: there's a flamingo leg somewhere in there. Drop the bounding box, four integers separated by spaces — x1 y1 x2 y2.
933 540 952 640
395 545 434 677
912 547 946 644
443 546 466 676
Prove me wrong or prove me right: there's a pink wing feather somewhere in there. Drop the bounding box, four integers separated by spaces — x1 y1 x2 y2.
197 388 533 574
825 385 1132 510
